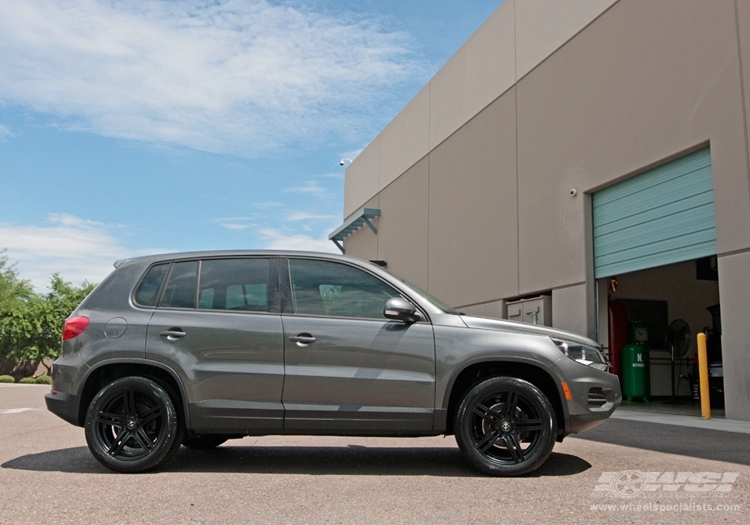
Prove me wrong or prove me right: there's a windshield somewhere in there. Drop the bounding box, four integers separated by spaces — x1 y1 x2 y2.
382 270 458 314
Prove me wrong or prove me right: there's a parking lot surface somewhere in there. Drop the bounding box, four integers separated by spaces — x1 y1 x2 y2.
1 385 748 524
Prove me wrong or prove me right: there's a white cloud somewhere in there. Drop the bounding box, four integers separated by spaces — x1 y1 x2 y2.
283 180 333 199
318 171 344 180
286 211 336 222
0 214 131 290
259 228 339 253
0 0 425 156
0 124 13 142
251 202 284 210
212 217 256 230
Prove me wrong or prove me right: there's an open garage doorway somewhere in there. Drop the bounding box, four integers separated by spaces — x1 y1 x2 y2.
591 146 721 416
596 257 722 416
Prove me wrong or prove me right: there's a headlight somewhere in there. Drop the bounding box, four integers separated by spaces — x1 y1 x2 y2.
551 338 610 371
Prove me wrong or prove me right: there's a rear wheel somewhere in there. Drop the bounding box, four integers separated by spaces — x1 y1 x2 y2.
454 376 557 476
84 376 183 473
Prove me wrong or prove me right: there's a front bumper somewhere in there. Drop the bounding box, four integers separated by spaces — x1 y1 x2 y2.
556 357 622 437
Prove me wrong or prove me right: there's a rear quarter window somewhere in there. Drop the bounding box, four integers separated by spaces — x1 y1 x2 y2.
134 263 170 307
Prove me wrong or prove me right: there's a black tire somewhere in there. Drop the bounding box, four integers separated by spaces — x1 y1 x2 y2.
182 435 229 450
454 376 557 476
84 376 183 473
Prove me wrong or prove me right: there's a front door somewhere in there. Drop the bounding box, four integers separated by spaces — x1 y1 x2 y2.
280 258 435 433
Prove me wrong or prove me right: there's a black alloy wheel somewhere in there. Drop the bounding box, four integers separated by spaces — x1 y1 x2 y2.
85 376 183 473
454 376 557 476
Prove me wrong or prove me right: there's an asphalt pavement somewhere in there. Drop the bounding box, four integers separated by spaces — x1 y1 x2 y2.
1 384 748 524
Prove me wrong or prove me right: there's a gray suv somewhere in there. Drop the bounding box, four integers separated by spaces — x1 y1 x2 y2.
46 251 620 475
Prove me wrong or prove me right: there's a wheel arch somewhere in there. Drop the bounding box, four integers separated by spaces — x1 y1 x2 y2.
443 360 567 438
77 360 190 428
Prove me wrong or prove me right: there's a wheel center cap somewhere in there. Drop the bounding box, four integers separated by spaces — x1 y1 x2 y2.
126 418 138 431
500 420 512 432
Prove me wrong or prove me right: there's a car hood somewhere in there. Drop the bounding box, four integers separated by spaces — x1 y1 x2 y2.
458 315 600 347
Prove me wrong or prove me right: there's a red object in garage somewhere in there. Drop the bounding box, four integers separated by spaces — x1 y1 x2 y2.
608 301 628 378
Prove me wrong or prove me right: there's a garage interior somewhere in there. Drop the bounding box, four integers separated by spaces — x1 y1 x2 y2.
597 258 722 414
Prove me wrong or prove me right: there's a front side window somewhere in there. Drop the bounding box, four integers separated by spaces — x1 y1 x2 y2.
289 259 399 319
198 258 270 312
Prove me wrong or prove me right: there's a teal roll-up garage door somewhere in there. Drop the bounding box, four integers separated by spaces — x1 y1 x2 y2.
593 147 716 279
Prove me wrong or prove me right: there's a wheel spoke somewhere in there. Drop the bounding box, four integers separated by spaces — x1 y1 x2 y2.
133 428 155 453
126 390 138 416
107 428 131 457
138 405 163 425
95 411 125 426
473 403 501 425
512 418 544 432
501 433 524 463
475 428 501 453
500 390 519 418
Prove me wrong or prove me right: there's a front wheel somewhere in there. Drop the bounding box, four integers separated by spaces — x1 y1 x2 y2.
454 377 557 476
84 376 183 473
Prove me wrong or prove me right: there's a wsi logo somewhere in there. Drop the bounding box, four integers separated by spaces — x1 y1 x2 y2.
594 471 740 498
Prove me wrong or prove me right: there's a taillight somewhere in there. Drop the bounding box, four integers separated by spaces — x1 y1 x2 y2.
62 316 89 340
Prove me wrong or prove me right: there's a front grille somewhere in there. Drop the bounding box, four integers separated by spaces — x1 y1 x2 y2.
588 387 607 409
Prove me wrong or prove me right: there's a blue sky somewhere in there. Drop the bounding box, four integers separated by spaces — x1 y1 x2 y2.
0 0 501 289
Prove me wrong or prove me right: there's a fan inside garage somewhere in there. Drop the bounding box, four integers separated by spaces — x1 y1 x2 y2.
665 319 691 403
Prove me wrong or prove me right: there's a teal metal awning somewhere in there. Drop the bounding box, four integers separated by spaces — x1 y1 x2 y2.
328 208 381 253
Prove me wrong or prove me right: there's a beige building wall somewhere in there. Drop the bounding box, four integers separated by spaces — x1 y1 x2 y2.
339 0 750 420
376 159 430 290
427 91 518 306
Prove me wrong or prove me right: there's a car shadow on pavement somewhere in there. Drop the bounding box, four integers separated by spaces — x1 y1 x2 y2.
2 446 590 477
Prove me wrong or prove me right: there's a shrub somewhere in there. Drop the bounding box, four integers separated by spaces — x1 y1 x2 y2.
0 375 15 383
19 377 36 384
34 375 51 385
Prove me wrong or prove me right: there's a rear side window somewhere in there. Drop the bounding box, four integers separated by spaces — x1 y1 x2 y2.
160 261 198 309
198 258 270 312
134 263 169 306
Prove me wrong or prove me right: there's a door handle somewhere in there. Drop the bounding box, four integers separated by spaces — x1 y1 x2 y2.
289 333 316 346
160 329 186 340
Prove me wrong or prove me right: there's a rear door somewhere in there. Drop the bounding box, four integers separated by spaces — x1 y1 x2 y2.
145 257 284 432
280 257 435 433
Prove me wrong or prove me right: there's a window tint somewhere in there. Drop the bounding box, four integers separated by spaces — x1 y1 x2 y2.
289 259 399 319
160 261 198 309
135 263 169 306
198 259 269 312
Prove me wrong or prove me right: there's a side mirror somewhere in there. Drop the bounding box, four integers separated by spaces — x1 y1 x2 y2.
384 297 419 323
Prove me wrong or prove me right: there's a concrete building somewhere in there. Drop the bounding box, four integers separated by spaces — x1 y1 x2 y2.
330 0 750 421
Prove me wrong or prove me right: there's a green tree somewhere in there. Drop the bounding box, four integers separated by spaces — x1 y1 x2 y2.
0 252 34 367
1 271 95 374
0 251 33 315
